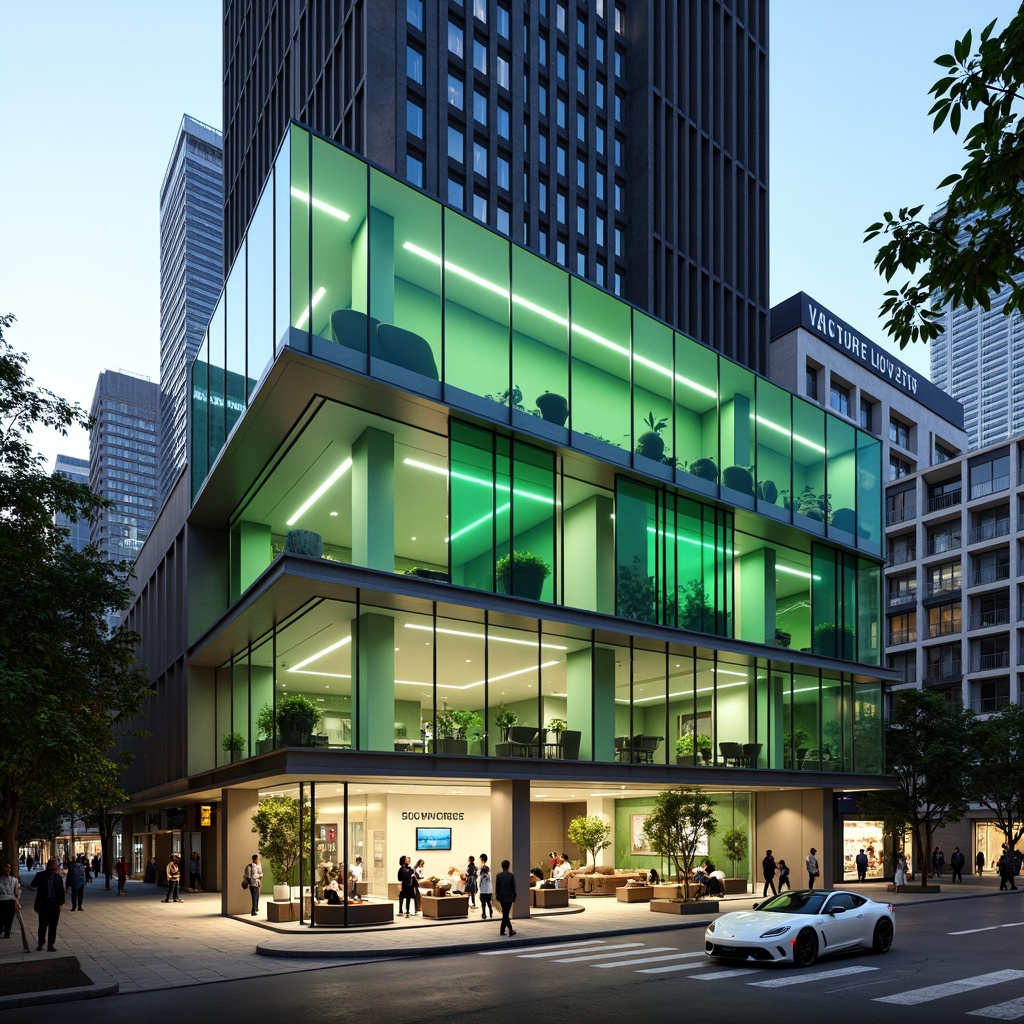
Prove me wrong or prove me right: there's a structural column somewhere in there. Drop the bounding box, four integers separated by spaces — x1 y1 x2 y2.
221 787 260 917
567 646 616 762
352 426 394 571
354 612 395 752
490 779 531 921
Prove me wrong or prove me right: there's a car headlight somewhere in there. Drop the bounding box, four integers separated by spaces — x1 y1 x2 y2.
707 921 716 933
759 925 792 938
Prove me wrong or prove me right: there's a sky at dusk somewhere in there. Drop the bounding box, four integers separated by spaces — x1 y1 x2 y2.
1 0 1018 470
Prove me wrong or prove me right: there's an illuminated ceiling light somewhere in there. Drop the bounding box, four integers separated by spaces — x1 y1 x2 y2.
295 285 327 330
752 413 827 454
447 502 510 542
404 623 568 650
290 187 350 221
289 635 352 672
776 564 822 581
287 456 352 525
403 458 555 506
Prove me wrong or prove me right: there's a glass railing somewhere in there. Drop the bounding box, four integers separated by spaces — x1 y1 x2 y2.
887 548 916 566
923 663 962 685
887 590 917 608
968 609 1010 630
886 504 917 526
970 651 1011 672
928 620 960 638
926 536 960 555
968 519 1010 544
969 564 1010 587
969 475 1010 500
925 577 961 597
972 695 1010 714
888 629 917 645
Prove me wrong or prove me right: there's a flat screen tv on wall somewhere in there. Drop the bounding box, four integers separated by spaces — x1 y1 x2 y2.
416 827 452 851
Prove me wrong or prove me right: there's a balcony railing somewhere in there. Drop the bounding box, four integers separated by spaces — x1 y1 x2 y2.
895 666 918 684
886 504 917 526
969 519 1010 544
923 664 963 686
926 537 961 556
888 629 917 646
970 475 1010 500
928 621 961 638
925 577 962 597
969 564 1010 587
887 590 917 608
970 651 1011 672
969 609 1010 630
925 490 962 514
887 548 917 567
972 695 1011 714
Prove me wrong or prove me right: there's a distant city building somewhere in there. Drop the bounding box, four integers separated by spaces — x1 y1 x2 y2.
89 370 160 574
930 281 1024 450
221 0 769 372
159 115 224 504
51 453 91 553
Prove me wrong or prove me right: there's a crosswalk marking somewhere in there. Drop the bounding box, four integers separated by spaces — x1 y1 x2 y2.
968 996 1024 1020
875 970 1024 1005
479 940 605 956
687 969 752 980
749 966 879 988
552 944 664 963
593 952 704 970
636 960 712 975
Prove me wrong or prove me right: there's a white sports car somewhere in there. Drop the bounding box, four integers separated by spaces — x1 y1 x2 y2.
705 889 895 967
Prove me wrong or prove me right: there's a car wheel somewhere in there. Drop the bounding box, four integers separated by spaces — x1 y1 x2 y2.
793 928 818 967
872 917 894 954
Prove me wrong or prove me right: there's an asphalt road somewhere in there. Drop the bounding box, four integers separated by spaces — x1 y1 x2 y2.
15 894 1024 1024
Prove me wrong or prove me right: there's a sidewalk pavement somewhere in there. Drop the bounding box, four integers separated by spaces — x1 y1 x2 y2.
0 868 1014 1009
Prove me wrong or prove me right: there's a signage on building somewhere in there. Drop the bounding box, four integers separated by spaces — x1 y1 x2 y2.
771 292 965 429
199 805 212 827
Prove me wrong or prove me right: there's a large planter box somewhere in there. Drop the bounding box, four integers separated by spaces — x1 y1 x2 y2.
310 901 394 926
651 884 683 899
267 901 299 922
650 899 719 915
422 894 470 918
617 885 653 903
532 887 570 908
723 878 748 895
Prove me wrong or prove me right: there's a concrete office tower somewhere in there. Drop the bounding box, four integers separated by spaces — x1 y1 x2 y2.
51 454 91 553
930 279 1024 449
89 370 160 567
222 0 768 371
159 115 224 504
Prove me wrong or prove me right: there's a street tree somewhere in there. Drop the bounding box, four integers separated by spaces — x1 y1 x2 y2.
566 815 612 868
971 702 1024 866
858 689 974 885
252 795 314 886
865 10 1024 347
0 314 152 864
641 787 718 900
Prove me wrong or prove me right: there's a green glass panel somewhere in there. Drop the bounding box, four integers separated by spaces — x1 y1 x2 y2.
790 397 826 527
444 211 510 399
615 477 658 624
246 179 274 394
225 238 246 437
371 168 442 378
632 312 674 464
508 442 556 603
190 332 209 499
857 557 881 666
820 672 844 769
486 620 541 749
289 126 310 340
716 656 755 760
511 247 569 423
570 278 630 451
310 135 368 350
251 636 274 754
811 544 840 656
674 333 719 484
857 429 882 553
793 670 820 768
207 296 226 472
274 131 291 351
853 680 883 773
719 359 756 499
754 378 791 510
231 652 249 761
450 421 499 593
825 417 857 540
632 643 668 765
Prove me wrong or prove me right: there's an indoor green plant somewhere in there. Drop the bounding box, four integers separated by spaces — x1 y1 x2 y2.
782 484 832 522
221 731 245 760
496 550 551 601
276 693 322 747
687 456 719 482
256 702 277 753
494 704 519 742
675 733 712 765
535 391 569 426
722 827 748 878
252 794 314 893
812 621 856 659
636 411 669 461
435 707 482 754
546 717 567 734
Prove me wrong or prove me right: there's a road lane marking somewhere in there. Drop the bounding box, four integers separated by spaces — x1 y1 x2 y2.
687 969 753 980
750 965 879 988
968 996 1024 1019
874 970 1024 1005
949 923 1024 936
479 940 605 956
591 952 703 969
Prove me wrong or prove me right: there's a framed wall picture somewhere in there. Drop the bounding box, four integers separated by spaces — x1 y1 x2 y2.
631 814 656 856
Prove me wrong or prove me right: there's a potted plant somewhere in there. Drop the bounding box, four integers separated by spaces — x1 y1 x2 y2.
687 457 718 482
485 384 526 411
496 550 551 601
535 391 569 426
435 707 482 755
547 717 567 735
782 484 832 523
758 479 779 504
675 733 712 765
252 794 314 904
722 827 748 880
405 566 449 582
256 702 277 754
812 622 856 659
641 787 719 909
722 465 755 496
636 411 669 461
276 693 322 747
221 731 245 761
784 726 812 766
566 815 613 868
494 704 519 742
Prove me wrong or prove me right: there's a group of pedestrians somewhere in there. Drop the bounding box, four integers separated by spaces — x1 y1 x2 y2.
759 850 794 896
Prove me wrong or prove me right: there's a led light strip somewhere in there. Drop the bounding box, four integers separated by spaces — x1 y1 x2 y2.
403 458 555 505
295 285 326 330
393 660 561 691
290 187 350 221
288 635 351 672
404 623 568 650
286 457 352 525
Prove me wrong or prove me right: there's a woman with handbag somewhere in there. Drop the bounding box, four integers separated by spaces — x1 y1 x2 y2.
243 853 263 916
464 855 478 908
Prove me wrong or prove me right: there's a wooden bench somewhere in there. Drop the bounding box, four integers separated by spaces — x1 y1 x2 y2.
267 900 299 922
422 894 470 918
308 901 394 926
532 887 570 908
616 885 653 903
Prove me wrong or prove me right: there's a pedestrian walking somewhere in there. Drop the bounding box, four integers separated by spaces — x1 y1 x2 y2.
950 846 965 883
349 855 363 901
30 859 65 951
0 862 21 939
777 859 791 891
115 856 129 895
976 849 986 875
189 851 202 892
495 859 517 936
893 851 907 892
397 855 416 917
478 863 493 918
243 853 263 915
855 849 868 882
465 855 478 908
805 847 819 888
761 849 777 898
66 856 86 911
998 847 1018 890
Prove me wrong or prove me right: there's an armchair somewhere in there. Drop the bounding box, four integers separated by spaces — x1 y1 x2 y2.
719 741 744 766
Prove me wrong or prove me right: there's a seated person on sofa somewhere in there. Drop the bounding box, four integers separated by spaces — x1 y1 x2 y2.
446 867 465 893
551 857 570 880
531 868 555 889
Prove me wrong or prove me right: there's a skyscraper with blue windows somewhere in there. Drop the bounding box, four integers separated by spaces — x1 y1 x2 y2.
159 115 224 504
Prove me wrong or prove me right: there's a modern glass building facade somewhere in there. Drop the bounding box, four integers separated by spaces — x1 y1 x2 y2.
52 454 91 553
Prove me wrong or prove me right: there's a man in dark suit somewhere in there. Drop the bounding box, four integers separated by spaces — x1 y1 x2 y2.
30 859 66 951
495 859 517 936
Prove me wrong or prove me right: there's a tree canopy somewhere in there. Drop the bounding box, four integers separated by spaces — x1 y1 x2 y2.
858 689 974 884
865 9 1024 347
0 314 152 863
566 815 612 867
251 795 313 885
970 702 1024 862
641 787 718 900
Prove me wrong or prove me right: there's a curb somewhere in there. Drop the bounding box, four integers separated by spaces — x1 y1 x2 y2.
0 981 119 1010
